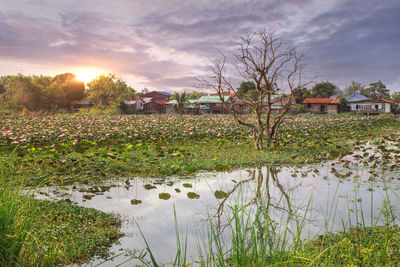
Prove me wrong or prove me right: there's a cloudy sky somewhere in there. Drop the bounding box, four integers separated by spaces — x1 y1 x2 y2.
0 0 399 92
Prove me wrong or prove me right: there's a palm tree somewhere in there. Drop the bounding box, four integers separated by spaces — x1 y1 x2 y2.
173 92 188 114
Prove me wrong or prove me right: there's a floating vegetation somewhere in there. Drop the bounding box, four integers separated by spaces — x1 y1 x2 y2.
182 183 193 188
130 199 142 205
187 192 200 199
158 193 171 200
214 190 228 199
144 184 156 190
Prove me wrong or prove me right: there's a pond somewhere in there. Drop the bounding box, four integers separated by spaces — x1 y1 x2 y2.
35 140 400 266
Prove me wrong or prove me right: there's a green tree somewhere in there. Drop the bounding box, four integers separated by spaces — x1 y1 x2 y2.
236 81 256 99
187 91 205 100
87 74 135 107
344 81 365 96
9 75 44 111
53 73 85 104
0 76 14 94
362 80 390 99
292 87 310 104
338 96 349 112
391 92 400 103
172 92 189 114
310 81 339 98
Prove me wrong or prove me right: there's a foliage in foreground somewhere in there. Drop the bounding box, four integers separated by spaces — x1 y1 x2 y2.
0 179 122 266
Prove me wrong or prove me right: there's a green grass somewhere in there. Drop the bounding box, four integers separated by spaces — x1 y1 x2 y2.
0 173 122 266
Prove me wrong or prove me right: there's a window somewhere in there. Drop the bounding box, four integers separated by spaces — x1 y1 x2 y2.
307 103 311 108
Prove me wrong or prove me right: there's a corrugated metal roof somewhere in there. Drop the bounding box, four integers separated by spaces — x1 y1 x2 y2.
303 98 339 104
197 95 231 103
154 91 172 96
346 94 370 102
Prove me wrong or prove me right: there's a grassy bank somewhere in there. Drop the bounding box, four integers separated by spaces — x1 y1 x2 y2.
0 179 122 266
1 113 399 186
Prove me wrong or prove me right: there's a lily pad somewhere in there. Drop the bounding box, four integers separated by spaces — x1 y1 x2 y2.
214 190 228 199
187 192 200 199
182 183 192 188
144 184 156 190
130 199 142 205
159 193 171 200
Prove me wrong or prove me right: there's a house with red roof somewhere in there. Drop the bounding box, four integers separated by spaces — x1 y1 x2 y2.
139 91 171 113
303 98 339 114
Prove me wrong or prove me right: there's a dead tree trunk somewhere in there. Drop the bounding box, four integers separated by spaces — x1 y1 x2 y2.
200 30 312 150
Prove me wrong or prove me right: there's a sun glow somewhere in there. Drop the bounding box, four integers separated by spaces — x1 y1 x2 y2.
74 69 102 84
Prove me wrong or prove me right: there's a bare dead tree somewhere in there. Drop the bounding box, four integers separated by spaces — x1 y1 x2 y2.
199 30 312 150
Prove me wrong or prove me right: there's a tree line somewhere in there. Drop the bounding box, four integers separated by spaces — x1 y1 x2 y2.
236 80 396 103
0 73 137 112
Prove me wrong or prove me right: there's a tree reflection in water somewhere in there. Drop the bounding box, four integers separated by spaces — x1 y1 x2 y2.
211 166 309 253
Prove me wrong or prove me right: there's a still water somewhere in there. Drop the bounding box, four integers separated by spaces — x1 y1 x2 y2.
36 141 400 266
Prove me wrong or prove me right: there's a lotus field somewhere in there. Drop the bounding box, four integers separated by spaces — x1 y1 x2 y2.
1 113 398 151
1 113 399 185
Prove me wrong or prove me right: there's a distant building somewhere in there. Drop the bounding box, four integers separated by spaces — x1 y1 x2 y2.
142 91 172 102
346 93 393 114
165 99 200 114
124 97 148 111
71 96 93 109
268 96 297 114
197 95 232 114
303 98 339 114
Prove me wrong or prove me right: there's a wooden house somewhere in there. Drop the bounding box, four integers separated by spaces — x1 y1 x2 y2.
143 99 167 114
303 98 339 114
142 91 171 102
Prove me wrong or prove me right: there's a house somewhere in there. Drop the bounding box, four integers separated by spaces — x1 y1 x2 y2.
303 98 339 114
197 95 232 114
268 96 297 114
378 98 397 113
143 99 167 114
124 97 147 112
142 91 172 102
166 100 200 114
231 99 246 114
165 100 177 114
71 96 93 109
346 94 389 114
185 100 200 114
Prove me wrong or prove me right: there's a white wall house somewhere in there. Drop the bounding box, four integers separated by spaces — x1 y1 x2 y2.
346 93 394 114
349 103 382 111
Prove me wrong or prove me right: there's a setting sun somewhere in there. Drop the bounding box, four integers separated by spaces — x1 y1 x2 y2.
74 69 102 84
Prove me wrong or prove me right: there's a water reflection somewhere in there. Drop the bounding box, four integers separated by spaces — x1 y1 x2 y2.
33 139 400 266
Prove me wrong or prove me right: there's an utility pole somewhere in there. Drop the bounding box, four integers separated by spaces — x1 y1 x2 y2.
16 64 24 74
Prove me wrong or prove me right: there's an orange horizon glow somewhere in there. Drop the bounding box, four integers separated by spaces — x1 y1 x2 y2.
74 68 104 84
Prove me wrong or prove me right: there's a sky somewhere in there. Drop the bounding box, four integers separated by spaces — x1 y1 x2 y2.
0 0 399 92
